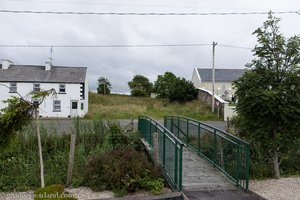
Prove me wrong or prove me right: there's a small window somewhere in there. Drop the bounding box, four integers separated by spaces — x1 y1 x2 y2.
33 83 40 92
72 101 78 109
53 100 61 112
9 82 17 93
59 84 66 93
32 100 39 108
81 103 84 110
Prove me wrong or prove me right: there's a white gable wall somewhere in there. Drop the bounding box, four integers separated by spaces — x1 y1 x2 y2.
191 67 202 89
0 82 88 118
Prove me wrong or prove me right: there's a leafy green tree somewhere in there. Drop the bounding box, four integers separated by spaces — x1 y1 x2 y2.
154 72 197 103
97 77 111 95
0 87 56 187
153 72 177 98
233 13 300 179
128 75 153 97
169 77 197 103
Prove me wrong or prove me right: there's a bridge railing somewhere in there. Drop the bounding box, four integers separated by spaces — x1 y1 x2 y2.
164 116 250 191
138 116 184 191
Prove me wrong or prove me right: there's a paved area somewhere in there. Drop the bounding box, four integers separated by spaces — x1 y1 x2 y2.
184 190 258 200
38 118 227 134
39 119 137 134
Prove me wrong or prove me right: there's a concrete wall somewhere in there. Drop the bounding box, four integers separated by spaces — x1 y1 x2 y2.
0 82 88 118
197 88 236 121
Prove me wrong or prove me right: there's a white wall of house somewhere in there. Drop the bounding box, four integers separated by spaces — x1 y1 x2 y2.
200 82 235 97
0 82 88 118
191 68 202 89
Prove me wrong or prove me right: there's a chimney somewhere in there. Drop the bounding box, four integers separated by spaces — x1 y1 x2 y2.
45 62 52 71
1 59 13 69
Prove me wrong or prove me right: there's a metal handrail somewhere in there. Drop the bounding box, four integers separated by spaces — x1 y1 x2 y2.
139 116 184 145
138 115 183 191
164 115 250 191
165 115 250 146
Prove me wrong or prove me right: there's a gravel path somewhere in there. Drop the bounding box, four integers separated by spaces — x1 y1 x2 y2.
250 177 300 200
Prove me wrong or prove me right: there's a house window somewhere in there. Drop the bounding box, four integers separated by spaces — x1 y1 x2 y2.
72 101 78 109
53 100 61 112
32 100 39 108
59 84 66 93
9 82 17 93
81 103 84 110
33 83 40 92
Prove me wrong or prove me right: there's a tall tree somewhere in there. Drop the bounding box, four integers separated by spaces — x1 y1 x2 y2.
168 77 197 103
153 72 177 98
128 75 153 97
233 13 300 179
97 77 111 95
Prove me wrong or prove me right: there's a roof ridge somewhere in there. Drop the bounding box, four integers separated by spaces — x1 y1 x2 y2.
11 65 86 68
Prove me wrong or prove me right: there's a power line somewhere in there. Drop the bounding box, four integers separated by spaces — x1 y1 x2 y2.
0 43 253 49
0 44 211 48
0 9 298 16
218 44 252 50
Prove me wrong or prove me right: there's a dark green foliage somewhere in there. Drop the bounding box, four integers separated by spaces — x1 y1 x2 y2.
232 13 300 178
0 89 56 149
154 72 197 103
97 77 111 95
0 97 33 148
128 75 153 97
168 77 197 103
84 148 163 195
34 184 77 200
130 89 148 97
153 72 177 98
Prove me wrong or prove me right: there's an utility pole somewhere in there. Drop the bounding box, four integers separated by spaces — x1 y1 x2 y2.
49 47 53 64
103 81 106 95
212 42 217 112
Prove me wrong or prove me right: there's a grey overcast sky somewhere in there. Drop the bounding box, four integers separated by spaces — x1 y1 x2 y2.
0 0 299 93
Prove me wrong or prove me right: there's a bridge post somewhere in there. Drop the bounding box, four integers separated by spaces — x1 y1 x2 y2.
153 132 159 166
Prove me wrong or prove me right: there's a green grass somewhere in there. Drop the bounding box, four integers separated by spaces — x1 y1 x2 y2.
86 92 218 120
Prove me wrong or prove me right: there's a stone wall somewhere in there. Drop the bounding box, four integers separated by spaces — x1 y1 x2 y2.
197 88 225 115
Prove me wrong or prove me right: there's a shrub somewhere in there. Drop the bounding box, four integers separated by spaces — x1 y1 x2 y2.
131 89 148 97
34 184 77 200
84 148 163 195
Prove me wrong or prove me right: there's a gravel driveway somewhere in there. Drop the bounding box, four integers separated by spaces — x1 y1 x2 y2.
250 177 300 200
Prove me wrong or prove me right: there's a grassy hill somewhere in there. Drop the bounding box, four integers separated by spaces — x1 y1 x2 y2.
86 92 218 120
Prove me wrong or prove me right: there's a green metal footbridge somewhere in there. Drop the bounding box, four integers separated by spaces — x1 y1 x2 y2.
138 115 250 192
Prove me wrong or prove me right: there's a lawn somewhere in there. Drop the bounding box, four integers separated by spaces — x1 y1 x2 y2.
86 92 218 120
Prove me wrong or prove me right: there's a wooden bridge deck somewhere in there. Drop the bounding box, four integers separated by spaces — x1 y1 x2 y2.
182 147 237 192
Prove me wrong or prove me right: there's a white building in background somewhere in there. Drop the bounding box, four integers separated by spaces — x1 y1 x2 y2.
0 59 88 118
191 67 246 101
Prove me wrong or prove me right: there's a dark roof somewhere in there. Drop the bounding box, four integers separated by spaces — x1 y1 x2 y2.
197 68 246 82
0 65 86 83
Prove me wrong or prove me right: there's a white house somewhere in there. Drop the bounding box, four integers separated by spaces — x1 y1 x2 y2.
191 67 246 101
0 59 88 118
